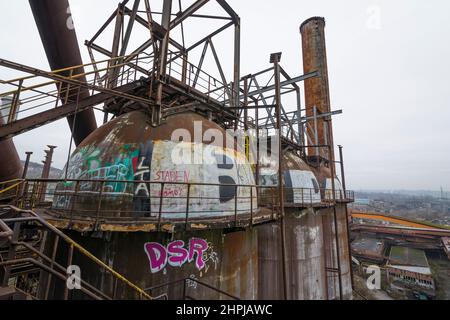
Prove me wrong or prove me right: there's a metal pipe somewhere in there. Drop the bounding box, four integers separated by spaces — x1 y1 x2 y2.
271 52 288 300
300 17 333 161
339 145 354 291
152 0 172 126
21 152 33 179
29 0 97 145
39 145 56 203
329 141 343 300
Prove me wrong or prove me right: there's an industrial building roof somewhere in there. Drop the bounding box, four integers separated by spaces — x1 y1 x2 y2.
351 237 384 255
388 246 429 268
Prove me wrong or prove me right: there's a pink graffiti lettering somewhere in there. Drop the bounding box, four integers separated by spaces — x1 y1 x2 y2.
144 242 167 273
144 238 210 273
188 238 209 271
167 240 189 267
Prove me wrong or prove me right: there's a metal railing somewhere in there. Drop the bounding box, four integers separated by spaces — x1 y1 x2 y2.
0 50 238 133
0 205 154 300
0 54 153 126
0 179 24 202
8 178 354 229
165 52 233 104
145 277 240 300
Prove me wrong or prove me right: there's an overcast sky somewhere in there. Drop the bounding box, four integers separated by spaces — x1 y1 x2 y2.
1 0 449 191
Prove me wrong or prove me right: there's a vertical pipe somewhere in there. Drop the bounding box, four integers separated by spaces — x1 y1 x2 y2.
338 145 347 193
255 99 260 186
44 235 60 300
39 145 56 203
233 19 241 110
271 52 288 300
313 106 319 156
18 151 33 204
29 0 97 145
339 145 354 291
153 0 172 126
329 141 343 300
295 88 302 147
21 152 33 179
300 17 334 163
64 244 74 300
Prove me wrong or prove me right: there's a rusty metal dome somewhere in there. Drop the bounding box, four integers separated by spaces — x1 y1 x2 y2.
51 111 256 222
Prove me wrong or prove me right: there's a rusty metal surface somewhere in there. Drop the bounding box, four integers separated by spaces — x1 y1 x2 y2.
50 110 260 223
257 223 283 299
300 17 334 161
29 0 97 145
321 207 338 300
44 228 256 300
335 204 352 299
219 229 258 299
0 115 22 182
40 207 275 233
258 208 343 300
260 151 323 206
286 208 327 299
319 205 353 300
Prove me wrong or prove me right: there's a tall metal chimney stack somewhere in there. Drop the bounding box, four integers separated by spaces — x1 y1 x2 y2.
29 0 97 146
300 17 335 165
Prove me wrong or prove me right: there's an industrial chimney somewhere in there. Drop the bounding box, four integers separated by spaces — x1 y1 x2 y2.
29 0 97 146
300 17 335 165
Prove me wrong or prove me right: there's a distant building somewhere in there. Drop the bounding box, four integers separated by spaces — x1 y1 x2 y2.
386 246 435 292
351 237 385 263
355 198 370 206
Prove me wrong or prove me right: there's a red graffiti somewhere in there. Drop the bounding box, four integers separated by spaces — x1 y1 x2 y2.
154 170 190 183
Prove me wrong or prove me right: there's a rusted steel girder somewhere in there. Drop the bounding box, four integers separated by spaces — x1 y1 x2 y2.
0 79 144 141
29 0 97 146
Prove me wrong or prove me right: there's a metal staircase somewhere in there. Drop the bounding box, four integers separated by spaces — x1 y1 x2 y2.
0 204 154 300
0 180 242 300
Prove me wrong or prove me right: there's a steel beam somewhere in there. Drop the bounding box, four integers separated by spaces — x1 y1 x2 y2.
169 0 209 30
0 81 143 141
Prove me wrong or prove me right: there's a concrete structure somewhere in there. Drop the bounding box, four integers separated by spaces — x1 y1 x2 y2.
351 237 385 263
387 246 435 292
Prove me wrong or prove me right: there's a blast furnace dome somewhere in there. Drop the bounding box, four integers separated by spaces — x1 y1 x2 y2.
52 111 256 220
259 151 321 204
313 166 344 200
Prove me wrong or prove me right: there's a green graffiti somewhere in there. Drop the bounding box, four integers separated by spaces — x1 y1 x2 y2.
61 143 139 194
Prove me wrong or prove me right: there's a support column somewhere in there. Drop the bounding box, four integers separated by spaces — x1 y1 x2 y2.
271 52 288 300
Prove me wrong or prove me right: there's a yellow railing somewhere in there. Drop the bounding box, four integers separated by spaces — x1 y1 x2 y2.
0 204 154 300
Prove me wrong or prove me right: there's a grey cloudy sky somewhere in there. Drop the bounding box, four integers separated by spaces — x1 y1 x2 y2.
1 0 449 191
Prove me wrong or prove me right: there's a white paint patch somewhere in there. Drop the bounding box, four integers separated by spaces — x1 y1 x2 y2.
149 141 257 218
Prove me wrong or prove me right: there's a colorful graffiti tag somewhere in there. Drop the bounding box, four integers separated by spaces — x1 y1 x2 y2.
62 143 138 193
53 139 257 218
144 238 217 273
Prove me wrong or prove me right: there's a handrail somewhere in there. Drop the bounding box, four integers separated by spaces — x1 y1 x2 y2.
0 205 154 300
1 54 150 87
145 277 240 300
0 258 104 300
8 178 354 226
0 53 153 129
0 180 24 195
